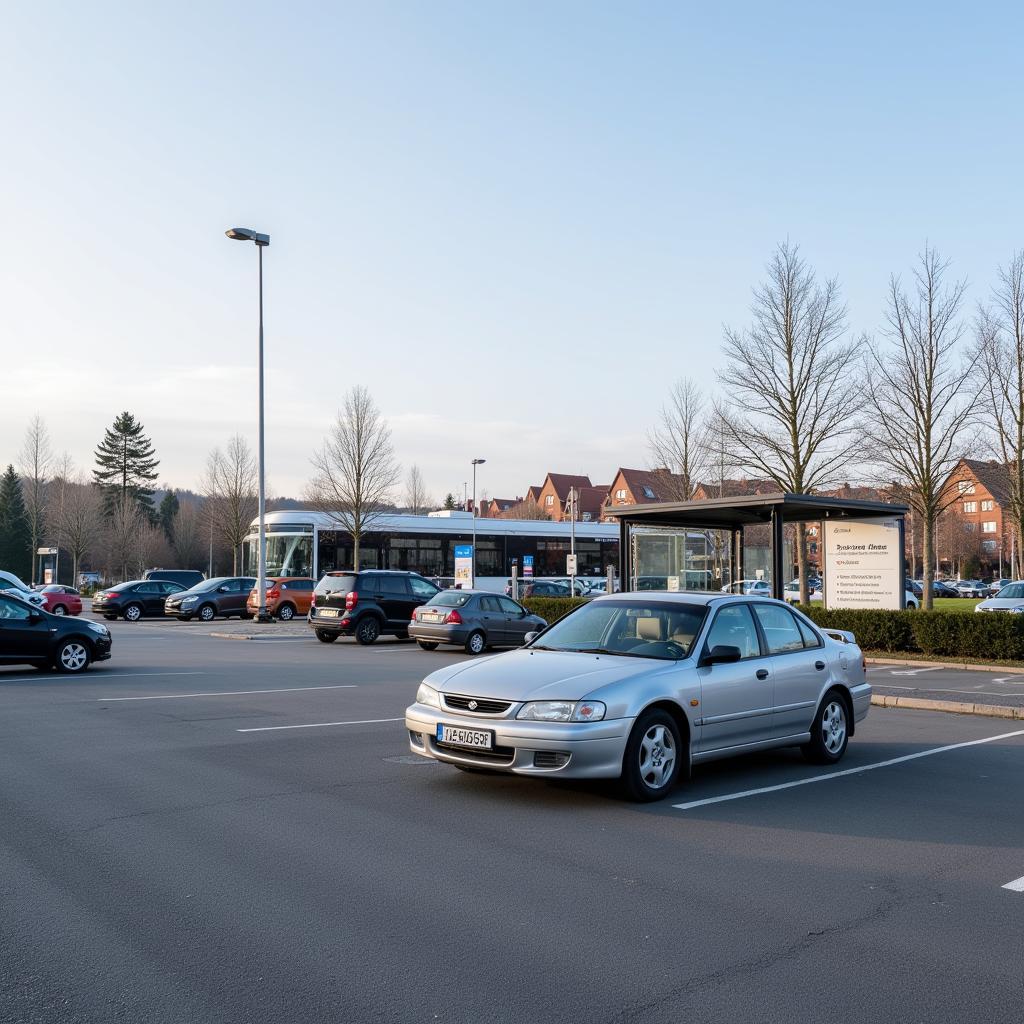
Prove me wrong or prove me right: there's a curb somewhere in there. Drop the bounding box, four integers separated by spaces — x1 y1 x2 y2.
871 694 1024 719
866 656 1024 675
208 631 308 641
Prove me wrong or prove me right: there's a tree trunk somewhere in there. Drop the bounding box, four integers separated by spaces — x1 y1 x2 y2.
353 532 360 572
922 515 934 611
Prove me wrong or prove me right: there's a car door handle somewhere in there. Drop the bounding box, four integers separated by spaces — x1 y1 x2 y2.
815 661 826 671
756 669 769 680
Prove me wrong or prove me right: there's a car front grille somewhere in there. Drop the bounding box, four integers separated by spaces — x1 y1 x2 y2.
431 738 515 765
533 751 571 769
443 694 513 715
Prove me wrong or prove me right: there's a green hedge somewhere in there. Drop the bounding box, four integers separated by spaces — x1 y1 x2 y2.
800 605 1024 659
521 597 589 624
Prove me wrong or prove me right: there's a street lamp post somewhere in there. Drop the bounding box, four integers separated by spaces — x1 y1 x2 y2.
471 458 486 586
226 227 272 623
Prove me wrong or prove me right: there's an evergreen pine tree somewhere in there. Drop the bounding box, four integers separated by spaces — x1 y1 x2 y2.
93 412 160 522
0 464 32 579
159 490 179 543
443 492 457 510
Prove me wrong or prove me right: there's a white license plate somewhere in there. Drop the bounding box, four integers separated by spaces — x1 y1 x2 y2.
436 724 493 750
319 608 339 617
422 613 442 622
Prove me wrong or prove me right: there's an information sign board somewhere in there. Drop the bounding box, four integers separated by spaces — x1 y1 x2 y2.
454 544 473 589
822 518 903 610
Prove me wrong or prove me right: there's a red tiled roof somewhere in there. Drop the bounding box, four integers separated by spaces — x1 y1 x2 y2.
544 473 593 501
960 459 1011 506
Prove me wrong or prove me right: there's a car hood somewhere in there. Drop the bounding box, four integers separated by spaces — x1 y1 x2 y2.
976 598 1024 611
423 648 678 702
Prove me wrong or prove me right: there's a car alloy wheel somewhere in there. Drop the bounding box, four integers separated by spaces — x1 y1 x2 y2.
465 631 486 655
52 605 67 615
356 617 380 645
821 700 847 755
124 604 142 622
277 603 295 621
620 709 683 802
199 605 216 622
802 691 850 764
57 641 90 673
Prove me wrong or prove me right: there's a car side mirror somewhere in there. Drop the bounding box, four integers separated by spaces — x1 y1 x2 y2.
218 585 230 592
524 631 540 644
29 609 43 622
700 644 742 667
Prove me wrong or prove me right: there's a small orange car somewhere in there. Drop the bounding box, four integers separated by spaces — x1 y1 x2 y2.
246 577 316 620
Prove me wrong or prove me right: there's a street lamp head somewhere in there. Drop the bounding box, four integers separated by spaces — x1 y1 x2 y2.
471 458 486 466
225 227 270 247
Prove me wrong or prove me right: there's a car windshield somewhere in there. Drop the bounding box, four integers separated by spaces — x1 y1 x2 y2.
530 599 707 660
997 583 1024 599
427 592 473 607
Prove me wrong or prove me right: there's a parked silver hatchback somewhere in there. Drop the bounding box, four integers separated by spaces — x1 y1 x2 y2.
406 593 870 801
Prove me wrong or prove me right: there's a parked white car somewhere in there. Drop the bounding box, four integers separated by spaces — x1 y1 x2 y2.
720 580 771 596
0 570 46 607
975 581 1024 613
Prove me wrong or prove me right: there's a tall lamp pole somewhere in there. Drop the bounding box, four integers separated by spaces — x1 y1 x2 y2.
226 227 272 623
471 458 486 586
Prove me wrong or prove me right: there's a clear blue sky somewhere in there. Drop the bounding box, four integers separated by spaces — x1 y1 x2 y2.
2 1 1022 501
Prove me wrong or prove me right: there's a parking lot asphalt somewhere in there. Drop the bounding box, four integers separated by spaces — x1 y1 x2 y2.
1 619 1022 1023
869 662 1024 708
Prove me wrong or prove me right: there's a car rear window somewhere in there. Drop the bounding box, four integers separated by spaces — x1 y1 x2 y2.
427 592 472 607
316 574 356 595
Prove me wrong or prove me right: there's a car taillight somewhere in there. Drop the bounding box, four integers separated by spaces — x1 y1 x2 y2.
444 609 463 625
345 591 358 610
267 588 280 599
310 592 316 607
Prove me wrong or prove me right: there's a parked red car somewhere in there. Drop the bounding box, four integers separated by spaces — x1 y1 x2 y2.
38 585 83 616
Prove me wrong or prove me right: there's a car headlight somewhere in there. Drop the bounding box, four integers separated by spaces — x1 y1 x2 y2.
416 683 441 708
181 596 198 606
517 700 606 722
87 621 109 635
1010 606 1024 615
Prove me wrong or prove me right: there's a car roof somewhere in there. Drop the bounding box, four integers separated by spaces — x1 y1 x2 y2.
593 590 791 607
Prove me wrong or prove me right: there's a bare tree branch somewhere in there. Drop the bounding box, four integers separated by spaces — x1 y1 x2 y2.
647 378 711 501
202 436 258 575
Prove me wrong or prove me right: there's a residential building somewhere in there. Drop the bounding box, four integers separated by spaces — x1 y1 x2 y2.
939 458 1012 575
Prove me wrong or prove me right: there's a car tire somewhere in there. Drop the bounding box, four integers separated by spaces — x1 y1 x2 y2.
177 616 193 622
103 615 117 621
55 640 91 674
277 603 295 621
52 604 67 616
123 604 142 622
198 604 216 622
315 630 337 643
802 690 850 765
465 630 486 656
417 640 439 651
355 617 381 645
619 708 683 802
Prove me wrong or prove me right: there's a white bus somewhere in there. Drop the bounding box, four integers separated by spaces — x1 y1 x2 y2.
243 509 621 593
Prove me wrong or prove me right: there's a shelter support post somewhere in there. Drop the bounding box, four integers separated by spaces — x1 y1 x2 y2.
619 517 630 591
771 509 785 600
732 527 744 588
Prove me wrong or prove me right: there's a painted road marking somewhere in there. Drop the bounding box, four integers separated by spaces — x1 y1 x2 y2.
97 684 358 701
0 671 206 683
888 667 944 677
1002 875 1024 892
237 717 404 733
674 728 1024 811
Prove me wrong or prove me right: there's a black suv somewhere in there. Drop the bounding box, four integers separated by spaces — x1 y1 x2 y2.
143 568 206 590
309 570 440 645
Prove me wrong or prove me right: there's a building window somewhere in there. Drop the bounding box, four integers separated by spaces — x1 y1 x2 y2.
981 500 994 512
615 488 627 500
983 521 997 534
982 540 997 552
963 501 977 513
545 495 554 506
964 522 975 532
642 486 656 499
957 480 975 494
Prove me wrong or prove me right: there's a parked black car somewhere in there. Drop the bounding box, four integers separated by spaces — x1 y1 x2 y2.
409 590 547 654
504 579 571 598
92 580 186 621
309 570 440 645
0 591 112 672
143 568 206 589
164 577 257 621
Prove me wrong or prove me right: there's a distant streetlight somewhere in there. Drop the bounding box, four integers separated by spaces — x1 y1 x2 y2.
225 226 272 623
471 458 486 585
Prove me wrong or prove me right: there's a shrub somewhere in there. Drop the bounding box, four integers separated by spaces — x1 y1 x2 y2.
800 604 1024 659
521 597 589 624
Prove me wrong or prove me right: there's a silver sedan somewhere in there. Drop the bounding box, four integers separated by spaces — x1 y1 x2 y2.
406 592 870 801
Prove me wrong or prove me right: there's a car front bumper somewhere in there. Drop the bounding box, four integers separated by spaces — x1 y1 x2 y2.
405 702 632 778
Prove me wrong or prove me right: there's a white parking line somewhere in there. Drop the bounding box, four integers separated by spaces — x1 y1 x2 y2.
888 667 945 677
97 684 358 702
0 671 206 683
237 717 403 733
1002 875 1024 892
674 728 1024 811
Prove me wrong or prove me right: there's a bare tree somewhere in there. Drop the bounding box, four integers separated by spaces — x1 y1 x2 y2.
647 378 711 501
172 499 206 569
862 246 974 609
718 243 862 601
975 252 1024 577
202 435 258 574
404 465 432 514
55 472 104 584
503 498 549 521
104 493 146 582
307 386 400 570
19 415 53 583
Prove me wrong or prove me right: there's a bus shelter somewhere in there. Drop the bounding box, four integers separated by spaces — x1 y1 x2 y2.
613 492 909 607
